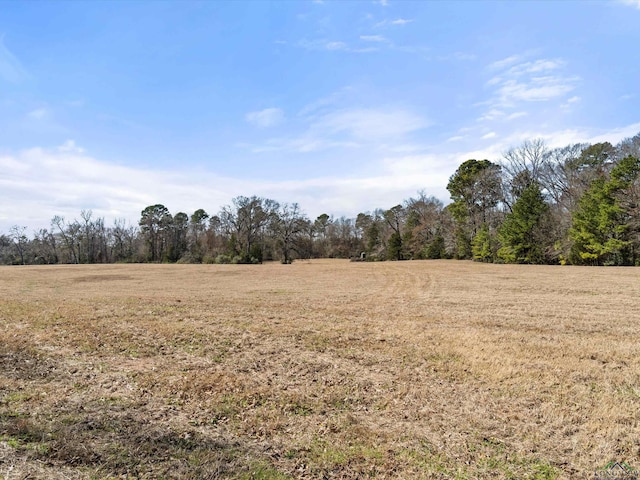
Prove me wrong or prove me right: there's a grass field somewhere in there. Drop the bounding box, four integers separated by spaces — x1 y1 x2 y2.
1 260 639 479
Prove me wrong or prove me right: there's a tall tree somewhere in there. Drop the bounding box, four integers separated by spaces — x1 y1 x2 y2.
272 203 308 263
9 225 28 265
447 159 502 258
188 209 209 261
498 182 550 264
403 192 444 259
384 205 405 260
220 196 278 263
51 216 79 264
571 155 640 265
166 212 189 262
139 204 171 262
501 139 548 208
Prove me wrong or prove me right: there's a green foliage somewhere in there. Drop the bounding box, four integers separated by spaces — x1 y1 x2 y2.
471 223 495 262
569 157 640 265
425 235 446 259
498 183 549 264
447 159 502 259
387 231 403 261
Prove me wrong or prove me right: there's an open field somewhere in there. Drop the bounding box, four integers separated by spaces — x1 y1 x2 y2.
1 260 639 479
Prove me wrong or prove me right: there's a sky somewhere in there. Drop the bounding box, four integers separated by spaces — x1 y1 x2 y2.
1 0 640 232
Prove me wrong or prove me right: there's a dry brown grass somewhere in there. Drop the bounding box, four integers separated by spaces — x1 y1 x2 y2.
1 260 639 479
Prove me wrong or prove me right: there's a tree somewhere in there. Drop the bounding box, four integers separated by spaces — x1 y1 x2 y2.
498 183 549 264
188 209 209 261
272 203 308 263
570 155 640 265
501 139 548 208
471 223 495 262
52 216 79 264
166 212 188 262
403 192 444 259
362 211 384 259
447 159 502 258
610 155 640 264
313 214 331 257
32 229 58 264
384 205 405 260
9 225 28 265
111 218 138 263
139 204 171 262
220 196 278 263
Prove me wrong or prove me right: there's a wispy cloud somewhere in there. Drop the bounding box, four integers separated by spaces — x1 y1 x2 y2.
312 108 428 140
477 109 505 121
497 76 577 103
481 132 497 139
437 52 477 62
561 95 581 109
488 55 523 70
247 106 429 154
480 55 579 118
298 39 377 53
0 36 28 83
618 0 640 9
360 35 388 43
27 108 49 120
245 108 285 128
374 18 414 28
57 140 85 154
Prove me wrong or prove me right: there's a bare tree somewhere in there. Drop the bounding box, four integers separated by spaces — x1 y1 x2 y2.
220 196 279 262
52 216 79 264
272 203 308 263
501 139 548 209
9 225 28 265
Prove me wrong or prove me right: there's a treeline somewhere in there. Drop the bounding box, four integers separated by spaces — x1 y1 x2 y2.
2 133 640 266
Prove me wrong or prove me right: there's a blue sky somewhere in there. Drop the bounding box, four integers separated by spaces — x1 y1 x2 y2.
1 0 640 231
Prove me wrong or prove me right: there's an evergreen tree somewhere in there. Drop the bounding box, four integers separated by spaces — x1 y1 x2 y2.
498 183 549 264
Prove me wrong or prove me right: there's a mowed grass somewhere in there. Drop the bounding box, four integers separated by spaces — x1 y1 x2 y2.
1 260 639 479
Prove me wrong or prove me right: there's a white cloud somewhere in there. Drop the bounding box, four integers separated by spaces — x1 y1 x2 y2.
0 143 251 232
478 109 505 121
481 132 497 139
561 95 581 109
245 108 284 128
298 39 377 53
28 108 49 120
480 56 579 121
360 35 387 43
391 18 413 25
247 107 428 154
374 18 414 28
507 58 565 75
506 111 528 120
312 108 427 140
497 76 578 103
57 140 85 154
488 55 523 71
618 0 640 8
